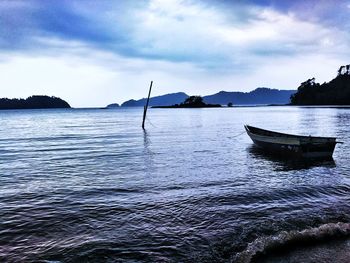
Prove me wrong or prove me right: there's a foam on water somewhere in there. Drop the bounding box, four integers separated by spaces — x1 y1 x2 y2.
233 222 350 263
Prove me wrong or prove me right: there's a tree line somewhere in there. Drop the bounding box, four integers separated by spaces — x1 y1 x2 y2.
290 65 350 105
0 96 71 109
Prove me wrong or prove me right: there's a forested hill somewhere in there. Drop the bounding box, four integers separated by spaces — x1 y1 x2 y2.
0 96 71 109
291 65 350 105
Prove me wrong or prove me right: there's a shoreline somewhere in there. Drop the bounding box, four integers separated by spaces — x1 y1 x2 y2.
1 105 350 111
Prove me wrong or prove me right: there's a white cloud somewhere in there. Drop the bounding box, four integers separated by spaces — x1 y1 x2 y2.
0 45 345 108
0 55 116 107
0 0 349 106
119 0 349 70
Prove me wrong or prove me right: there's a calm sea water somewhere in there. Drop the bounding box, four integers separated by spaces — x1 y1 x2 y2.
1 107 350 263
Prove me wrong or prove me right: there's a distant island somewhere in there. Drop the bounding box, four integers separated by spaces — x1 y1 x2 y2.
121 88 295 107
291 64 350 105
122 92 188 107
0 96 71 110
152 96 221 108
106 103 120 108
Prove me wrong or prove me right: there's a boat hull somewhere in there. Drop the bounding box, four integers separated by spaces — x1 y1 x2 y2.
250 137 336 159
245 125 337 159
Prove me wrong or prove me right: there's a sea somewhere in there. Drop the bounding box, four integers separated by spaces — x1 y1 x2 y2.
0 106 350 263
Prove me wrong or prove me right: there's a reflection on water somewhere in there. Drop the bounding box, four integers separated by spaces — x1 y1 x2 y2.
0 107 350 262
143 129 155 176
248 145 336 171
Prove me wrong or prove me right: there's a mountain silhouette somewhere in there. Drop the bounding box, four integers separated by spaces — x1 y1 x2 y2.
121 88 295 107
203 88 295 105
121 92 188 107
106 103 120 108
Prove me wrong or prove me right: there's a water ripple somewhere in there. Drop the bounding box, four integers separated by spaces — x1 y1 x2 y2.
0 107 350 262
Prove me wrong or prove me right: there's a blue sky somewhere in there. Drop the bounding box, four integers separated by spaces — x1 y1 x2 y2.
0 0 349 107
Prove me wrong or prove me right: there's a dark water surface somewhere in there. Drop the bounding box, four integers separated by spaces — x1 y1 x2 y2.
0 107 350 262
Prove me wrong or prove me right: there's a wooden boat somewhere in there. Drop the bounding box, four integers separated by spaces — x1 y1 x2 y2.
245 125 341 159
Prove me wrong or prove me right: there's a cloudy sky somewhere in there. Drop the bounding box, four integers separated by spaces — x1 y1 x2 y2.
0 0 349 107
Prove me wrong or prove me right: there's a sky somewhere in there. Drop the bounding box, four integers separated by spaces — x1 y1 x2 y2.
0 0 349 107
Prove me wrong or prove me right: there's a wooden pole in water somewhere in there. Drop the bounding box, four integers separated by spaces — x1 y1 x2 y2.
142 81 153 129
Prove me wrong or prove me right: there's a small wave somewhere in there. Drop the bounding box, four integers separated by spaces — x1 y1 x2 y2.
233 222 350 263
